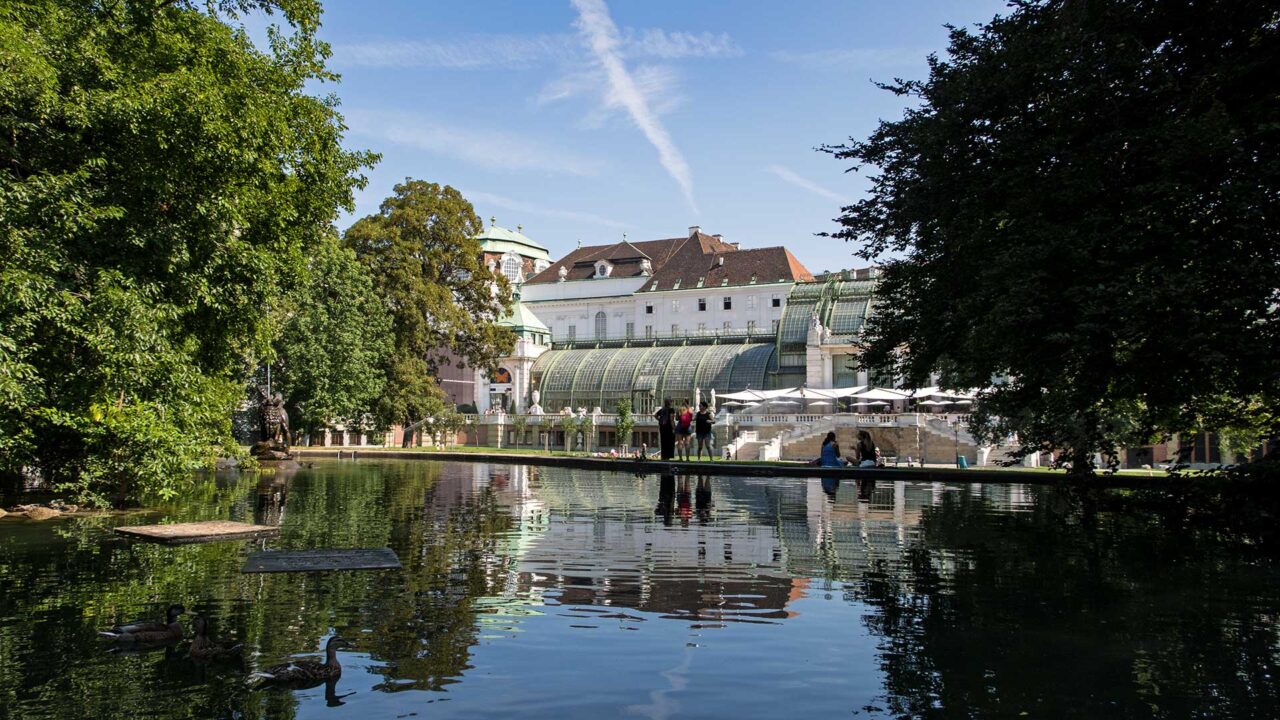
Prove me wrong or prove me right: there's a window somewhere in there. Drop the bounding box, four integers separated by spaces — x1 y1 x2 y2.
567 325 576 340
723 296 732 310
771 294 782 308
698 298 707 311
747 320 757 333
625 322 634 339
595 311 607 339
697 322 707 333
671 324 679 335
502 256 522 284
746 295 756 310
645 304 654 315
672 299 681 313
723 320 732 331
645 325 653 338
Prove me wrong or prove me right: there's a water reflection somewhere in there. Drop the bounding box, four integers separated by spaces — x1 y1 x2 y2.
0 461 1276 719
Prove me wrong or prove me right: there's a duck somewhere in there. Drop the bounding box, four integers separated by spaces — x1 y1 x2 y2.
189 615 243 661
249 636 350 685
99 604 185 643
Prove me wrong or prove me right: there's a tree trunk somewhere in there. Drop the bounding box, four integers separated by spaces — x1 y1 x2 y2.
1068 446 1094 477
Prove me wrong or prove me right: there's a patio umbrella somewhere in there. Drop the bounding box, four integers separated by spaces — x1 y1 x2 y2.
918 399 949 407
951 399 974 406
852 388 910 401
853 400 890 407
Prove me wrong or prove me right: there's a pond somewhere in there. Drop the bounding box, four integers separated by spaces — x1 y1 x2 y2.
1 460 1277 719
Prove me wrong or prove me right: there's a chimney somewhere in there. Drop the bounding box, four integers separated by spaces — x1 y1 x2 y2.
688 225 700 236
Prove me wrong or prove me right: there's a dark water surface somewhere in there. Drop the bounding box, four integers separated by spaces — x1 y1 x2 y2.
1 461 1277 719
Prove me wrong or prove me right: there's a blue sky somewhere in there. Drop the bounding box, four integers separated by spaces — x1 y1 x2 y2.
304 0 1010 273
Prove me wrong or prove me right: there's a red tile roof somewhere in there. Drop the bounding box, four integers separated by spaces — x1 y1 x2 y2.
525 231 813 288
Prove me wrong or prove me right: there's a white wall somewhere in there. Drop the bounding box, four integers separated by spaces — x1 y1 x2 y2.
527 281 793 342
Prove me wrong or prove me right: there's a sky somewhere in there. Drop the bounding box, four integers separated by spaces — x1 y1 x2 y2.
297 0 1011 274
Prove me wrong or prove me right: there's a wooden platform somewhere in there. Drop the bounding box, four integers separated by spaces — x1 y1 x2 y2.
114 520 280 544
242 548 402 573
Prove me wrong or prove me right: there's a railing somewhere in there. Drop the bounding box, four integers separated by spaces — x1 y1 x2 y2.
463 411 972 428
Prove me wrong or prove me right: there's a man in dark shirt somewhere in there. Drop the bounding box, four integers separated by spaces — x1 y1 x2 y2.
694 401 715 461
654 399 676 460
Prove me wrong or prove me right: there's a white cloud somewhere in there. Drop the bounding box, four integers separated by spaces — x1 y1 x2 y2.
769 165 848 204
334 29 740 69
464 190 628 230
571 0 696 211
770 47 931 70
622 28 742 59
345 109 603 177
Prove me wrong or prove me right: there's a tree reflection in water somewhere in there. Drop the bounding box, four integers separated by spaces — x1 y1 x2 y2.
0 462 1275 719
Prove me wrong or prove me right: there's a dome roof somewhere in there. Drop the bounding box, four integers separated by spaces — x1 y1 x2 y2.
476 221 551 261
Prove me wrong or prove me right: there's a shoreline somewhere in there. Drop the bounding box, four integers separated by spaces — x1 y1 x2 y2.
291 447 1182 490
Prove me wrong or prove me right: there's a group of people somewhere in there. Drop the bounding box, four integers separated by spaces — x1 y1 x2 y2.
816 430 884 468
653 399 716 461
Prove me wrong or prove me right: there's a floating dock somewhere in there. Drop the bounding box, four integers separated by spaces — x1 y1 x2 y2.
242 548 402 573
114 520 280 544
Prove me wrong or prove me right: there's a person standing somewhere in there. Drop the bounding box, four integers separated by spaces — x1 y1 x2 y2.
676 404 694 461
655 399 676 460
694 401 715 461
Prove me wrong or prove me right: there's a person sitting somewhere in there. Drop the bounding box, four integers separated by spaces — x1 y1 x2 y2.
854 430 879 468
818 431 849 467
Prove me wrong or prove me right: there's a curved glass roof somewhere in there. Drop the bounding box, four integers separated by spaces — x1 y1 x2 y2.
531 343 778 410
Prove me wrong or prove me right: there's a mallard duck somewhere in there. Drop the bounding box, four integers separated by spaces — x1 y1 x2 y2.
99 604 185 643
189 615 243 661
249 636 349 685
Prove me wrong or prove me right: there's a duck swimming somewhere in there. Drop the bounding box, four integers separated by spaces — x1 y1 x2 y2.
99 604 185 643
249 636 349 685
189 615 243 661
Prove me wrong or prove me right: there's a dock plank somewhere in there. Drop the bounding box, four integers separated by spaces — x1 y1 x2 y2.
242 548 402 573
115 521 279 545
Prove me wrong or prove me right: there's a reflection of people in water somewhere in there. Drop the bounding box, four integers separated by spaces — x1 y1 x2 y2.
655 472 676 525
821 477 840 497
695 475 713 522
677 475 692 524
857 477 876 501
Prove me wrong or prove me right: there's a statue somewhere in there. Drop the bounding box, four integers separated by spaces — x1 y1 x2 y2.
253 387 295 465
257 388 290 447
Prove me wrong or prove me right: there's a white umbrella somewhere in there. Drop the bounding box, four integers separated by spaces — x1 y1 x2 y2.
853 400 890 407
908 386 943 398
806 400 833 406
720 400 750 407
918 399 949 407
951 399 974 406
852 388 910 401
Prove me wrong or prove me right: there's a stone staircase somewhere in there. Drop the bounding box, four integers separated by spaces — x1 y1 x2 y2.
776 415 1020 466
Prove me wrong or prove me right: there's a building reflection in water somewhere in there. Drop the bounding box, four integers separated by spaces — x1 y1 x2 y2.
442 465 1036 634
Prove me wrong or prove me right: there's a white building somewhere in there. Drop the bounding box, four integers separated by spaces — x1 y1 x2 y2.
520 227 813 344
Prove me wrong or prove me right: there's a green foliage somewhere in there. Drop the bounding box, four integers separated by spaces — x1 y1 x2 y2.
510 414 528 448
826 0 1280 472
270 233 392 438
615 399 635 449
344 180 515 433
0 0 373 502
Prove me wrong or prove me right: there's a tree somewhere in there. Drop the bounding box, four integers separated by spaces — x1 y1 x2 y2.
270 233 392 441
615 399 636 453
0 0 373 503
825 0 1280 473
344 180 515 445
510 414 528 449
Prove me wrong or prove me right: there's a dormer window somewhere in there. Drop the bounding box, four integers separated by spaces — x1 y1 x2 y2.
595 261 613 278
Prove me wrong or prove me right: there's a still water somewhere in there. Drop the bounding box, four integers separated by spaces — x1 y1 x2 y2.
1 460 1277 719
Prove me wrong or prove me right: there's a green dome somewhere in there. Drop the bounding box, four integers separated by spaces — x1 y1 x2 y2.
476 221 551 261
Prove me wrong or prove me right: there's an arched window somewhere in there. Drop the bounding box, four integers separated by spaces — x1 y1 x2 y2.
501 255 522 284
595 311 607 339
